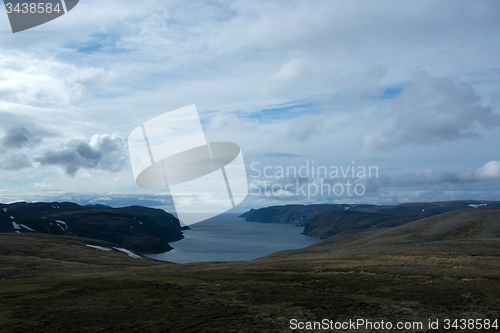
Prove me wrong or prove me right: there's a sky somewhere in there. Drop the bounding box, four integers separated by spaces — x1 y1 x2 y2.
0 0 499 214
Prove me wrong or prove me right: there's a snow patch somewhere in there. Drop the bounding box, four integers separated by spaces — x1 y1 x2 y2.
41 216 45 219
469 204 487 208
55 220 67 229
20 224 35 232
344 206 350 210
86 244 112 251
12 221 21 230
113 247 141 259
10 216 15 220
15 231 20 233
2 208 7 213
51 205 56 209
139 221 143 225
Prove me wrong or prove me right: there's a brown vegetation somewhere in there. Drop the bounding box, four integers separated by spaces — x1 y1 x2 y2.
1 208 499 332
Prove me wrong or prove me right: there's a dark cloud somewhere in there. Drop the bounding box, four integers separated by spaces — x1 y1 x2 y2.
0 125 43 171
0 125 42 150
362 72 500 153
35 134 126 176
360 161 500 190
395 72 499 144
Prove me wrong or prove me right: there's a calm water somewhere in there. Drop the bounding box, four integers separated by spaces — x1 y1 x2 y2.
146 214 319 263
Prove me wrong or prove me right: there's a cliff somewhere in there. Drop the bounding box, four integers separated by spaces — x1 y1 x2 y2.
239 204 377 224
0 201 185 253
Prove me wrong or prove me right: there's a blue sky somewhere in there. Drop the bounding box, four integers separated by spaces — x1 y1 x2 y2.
0 0 499 213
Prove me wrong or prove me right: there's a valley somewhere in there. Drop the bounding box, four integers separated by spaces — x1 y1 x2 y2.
1 204 499 332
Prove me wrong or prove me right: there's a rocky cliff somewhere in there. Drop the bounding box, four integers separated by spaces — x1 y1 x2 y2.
0 202 185 253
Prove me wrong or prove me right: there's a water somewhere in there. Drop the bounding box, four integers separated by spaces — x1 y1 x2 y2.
146 214 319 263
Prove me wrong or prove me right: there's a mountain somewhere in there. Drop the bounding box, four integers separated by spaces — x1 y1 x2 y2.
239 204 377 224
264 207 500 260
0 202 185 253
303 200 500 238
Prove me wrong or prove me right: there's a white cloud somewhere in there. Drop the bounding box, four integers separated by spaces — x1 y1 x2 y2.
475 161 500 180
286 114 328 143
0 49 103 107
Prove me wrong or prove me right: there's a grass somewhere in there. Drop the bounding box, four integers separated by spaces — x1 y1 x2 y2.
1 232 499 332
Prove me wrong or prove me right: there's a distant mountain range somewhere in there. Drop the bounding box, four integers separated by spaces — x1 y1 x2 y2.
0 202 186 253
239 204 377 225
240 200 500 238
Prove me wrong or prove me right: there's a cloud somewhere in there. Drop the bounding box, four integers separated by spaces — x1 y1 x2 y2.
253 151 308 158
245 160 500 206
0 1 499 206
475 161 500 180
0 152 33 171
361 72 500 154
35 134 126 176
377 161 500 188
0 125 43 171
286 114 328 143
0 125 42 150
206 113 258 132
0 49 103 107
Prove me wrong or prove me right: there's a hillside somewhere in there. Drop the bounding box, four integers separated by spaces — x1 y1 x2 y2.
354 200 500 215
304 200 500 238
302 210 437 238
0 202 185 253
264 207 500 260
